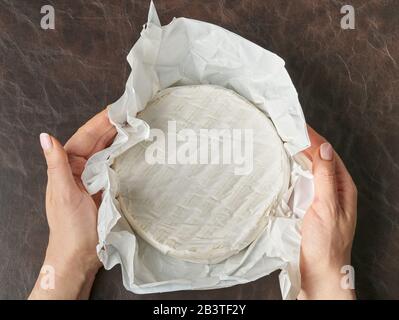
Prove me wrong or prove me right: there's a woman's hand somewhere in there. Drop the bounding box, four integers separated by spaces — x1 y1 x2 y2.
298 126 357 300
29 109 116 300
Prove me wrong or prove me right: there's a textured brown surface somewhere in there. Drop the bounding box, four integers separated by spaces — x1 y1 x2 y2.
0 0 398 299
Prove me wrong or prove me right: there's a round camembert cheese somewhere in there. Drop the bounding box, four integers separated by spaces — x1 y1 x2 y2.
112 85 290 264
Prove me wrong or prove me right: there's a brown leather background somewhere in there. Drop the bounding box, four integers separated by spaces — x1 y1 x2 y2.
0 0 398 299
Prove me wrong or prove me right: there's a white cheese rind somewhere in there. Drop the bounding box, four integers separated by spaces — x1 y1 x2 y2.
113 85 290 264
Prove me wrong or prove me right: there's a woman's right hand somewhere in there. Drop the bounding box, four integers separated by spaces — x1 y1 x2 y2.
298 126 357 300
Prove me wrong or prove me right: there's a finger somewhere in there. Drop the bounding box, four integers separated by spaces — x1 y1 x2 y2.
64 109 116 159
312 142 338 208
68 154 87 177
88 125 117 156
335 153 358 215
303 125 327 161
40 133 76 190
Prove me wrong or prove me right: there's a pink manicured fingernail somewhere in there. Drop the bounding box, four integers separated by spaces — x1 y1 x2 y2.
320 142 333 161
40 133 53 151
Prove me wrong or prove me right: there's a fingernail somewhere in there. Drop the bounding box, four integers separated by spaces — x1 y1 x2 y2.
320 142 333 161
40 133 53 151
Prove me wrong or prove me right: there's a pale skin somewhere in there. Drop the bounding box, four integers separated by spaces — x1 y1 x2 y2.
29 110 116 300
299 126 357 300
29 110 357 300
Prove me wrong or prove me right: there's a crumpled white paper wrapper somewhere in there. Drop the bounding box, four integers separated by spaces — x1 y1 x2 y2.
82 2 313 300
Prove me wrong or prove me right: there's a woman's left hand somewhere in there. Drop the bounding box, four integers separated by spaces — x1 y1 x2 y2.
29 109 116 300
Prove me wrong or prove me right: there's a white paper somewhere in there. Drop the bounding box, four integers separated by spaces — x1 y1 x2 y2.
82 1 313 300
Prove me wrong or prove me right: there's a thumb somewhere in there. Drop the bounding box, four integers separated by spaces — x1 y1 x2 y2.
40 133 75 190
312 142 338 205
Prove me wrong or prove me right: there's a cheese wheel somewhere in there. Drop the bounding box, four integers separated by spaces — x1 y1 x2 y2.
112 85 290 264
